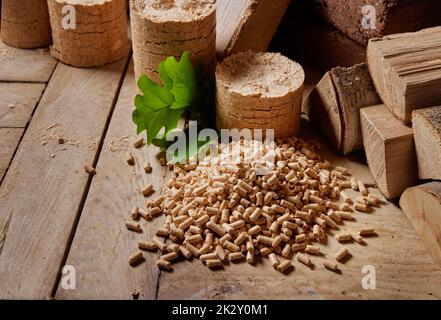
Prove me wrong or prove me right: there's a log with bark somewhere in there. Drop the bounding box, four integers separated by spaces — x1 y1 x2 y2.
308 63 381 154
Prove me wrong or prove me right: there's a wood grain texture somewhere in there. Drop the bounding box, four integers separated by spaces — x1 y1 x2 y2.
0 83 45 183
367 27 441 123
309 64 381 155
0 128 23 182
0 41 57 82
360 105 418 199
0 83 45 127
156 122 441 300
412 106 441 180
216 0 291 58
309 72 342 152
0 57 129 299
400 182 441 265
331 64 381 154
56 61 171 300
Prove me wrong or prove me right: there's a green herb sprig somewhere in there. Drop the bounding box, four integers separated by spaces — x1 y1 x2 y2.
132 51 215 162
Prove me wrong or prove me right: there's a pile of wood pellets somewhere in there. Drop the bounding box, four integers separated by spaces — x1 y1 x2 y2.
126 137 378 273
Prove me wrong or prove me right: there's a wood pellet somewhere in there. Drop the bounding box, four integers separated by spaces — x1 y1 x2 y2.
84 164 96 175
142 184 154 197
323 260 339 272
335 247 350 262
126 153 135 166
144 162 152 174
125 137 383 275
359 227 376 236
128 251 144 266
126 221 142 233
133 137 144 149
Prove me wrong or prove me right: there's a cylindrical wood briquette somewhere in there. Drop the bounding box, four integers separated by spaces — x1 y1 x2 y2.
130 0 216 82
216 51 305 138
1 0 51 48
47 0 129 67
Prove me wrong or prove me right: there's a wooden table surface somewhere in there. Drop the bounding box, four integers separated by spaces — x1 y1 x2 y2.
1 42 440 300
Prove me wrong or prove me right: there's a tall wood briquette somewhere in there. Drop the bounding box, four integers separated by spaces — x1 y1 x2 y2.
47 0 129 67
216 51 304 138
1 0 51 49
130 0 216 82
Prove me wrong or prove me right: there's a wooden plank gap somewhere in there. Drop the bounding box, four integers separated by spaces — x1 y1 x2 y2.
0 54 130 299
0 64 58 185
50 53 132 298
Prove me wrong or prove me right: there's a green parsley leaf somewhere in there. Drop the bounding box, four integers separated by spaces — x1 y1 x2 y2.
132 51 198 145
163 51 198 110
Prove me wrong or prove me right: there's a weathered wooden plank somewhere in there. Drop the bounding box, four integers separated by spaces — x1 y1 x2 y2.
56 61 170 300
0 56 129 299
0 128 23 182
0 83 46 183
156 122 441 300
0 83 45 127
0 41 57 82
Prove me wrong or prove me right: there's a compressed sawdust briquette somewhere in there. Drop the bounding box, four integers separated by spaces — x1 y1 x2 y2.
47 0 129 67
130 0 216 82
216 51 305 138
126 137 382 274
1 0 51 49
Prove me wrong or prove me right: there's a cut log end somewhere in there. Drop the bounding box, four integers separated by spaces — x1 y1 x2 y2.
367 27 441 124
412 106 441 181
360 104 417 199
308 63 381 155
400 182 441 265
